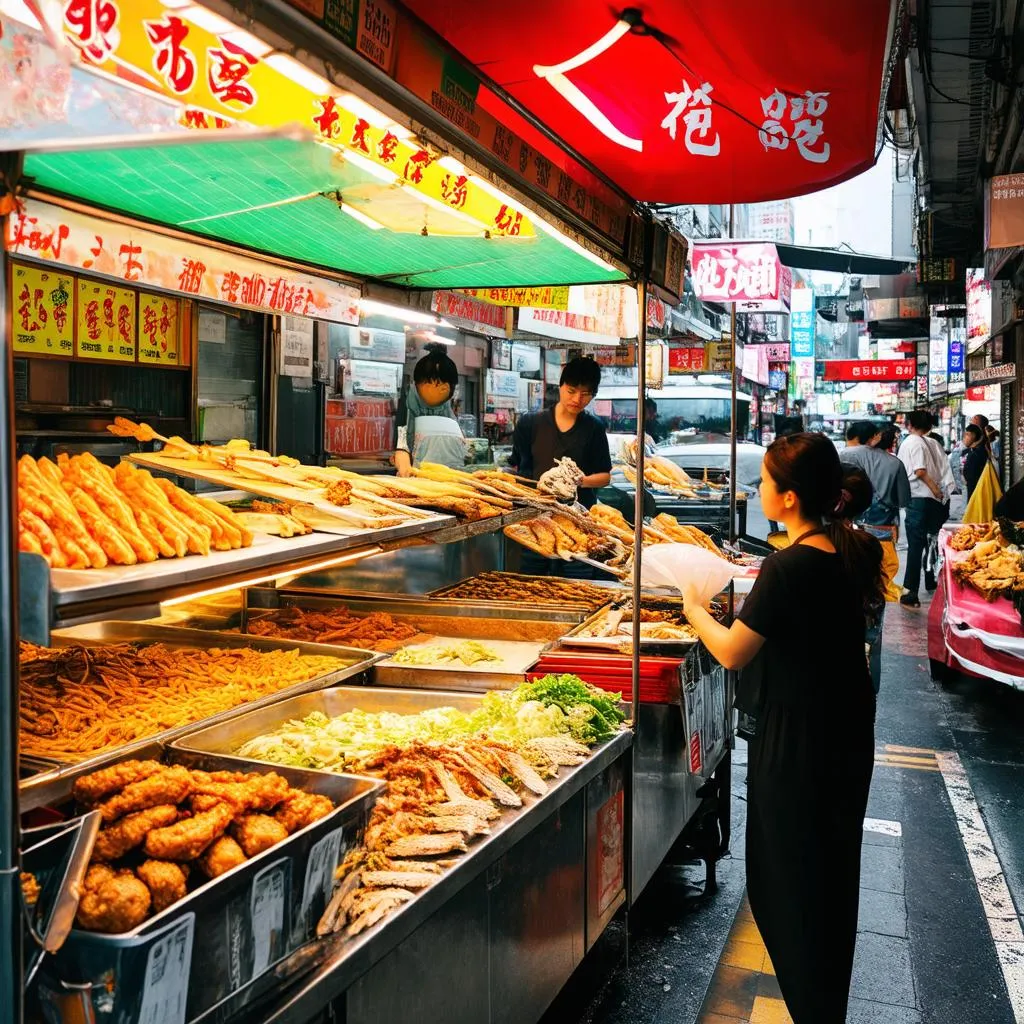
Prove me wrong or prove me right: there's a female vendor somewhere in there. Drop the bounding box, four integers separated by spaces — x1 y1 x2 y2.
393 344 466 476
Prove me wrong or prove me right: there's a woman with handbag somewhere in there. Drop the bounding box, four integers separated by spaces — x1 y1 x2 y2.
680 433 883 1023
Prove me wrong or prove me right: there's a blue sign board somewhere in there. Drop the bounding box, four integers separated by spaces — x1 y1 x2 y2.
790 289 815 358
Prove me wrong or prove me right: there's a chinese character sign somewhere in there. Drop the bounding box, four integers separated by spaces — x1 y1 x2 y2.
76 279 137 362
137 292 180 366
789 287 815 358
822 360 916 382
965 267 991 348
986 174 1024 249
668 346 706 374
12 263 74 357
690 242 791 307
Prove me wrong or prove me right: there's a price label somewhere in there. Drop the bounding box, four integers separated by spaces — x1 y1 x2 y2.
11 263 74 357
138 913 194 1024
299 826 343 933
250 860 287 977
138 293 180 366
76 279 137 362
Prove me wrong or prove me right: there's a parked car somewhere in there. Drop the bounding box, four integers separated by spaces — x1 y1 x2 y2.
655 439 766 494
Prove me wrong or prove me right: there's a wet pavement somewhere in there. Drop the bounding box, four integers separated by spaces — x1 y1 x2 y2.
545 592 1024 1024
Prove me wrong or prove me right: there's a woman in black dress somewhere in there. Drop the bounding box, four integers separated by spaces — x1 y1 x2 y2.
681 432 882 1023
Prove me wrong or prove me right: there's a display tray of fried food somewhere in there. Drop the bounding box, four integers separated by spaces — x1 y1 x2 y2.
68 760 335 933
947 519 1024 602
429 571 620 611
564 599 699 647
17 452 253 571
504 509 627 566
949 522 999 552
19 640 350 762
588 505 727 556
246 605 431 654
410 462 555 506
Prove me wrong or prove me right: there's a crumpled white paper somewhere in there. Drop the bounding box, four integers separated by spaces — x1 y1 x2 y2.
639 544 739 608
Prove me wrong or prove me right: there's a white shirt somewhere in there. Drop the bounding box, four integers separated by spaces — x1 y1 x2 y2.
898 434 948 502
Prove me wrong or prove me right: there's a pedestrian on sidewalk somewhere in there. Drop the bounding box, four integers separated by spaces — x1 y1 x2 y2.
680 432 881 1024
962 424 990 500
897 411 949 607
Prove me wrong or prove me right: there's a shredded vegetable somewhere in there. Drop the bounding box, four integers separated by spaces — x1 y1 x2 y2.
390 640 500 667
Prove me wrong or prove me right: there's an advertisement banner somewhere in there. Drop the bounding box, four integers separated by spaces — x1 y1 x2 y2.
137 292 181 366
948 325 966 394
739 344 770 385
431 290 510 336
764 342 790 363
11 262 74 357
966 267 992 353
706 341 733 374
456 286 569 310
690 242 792 309
8 199 361 324
76 279 137 362
789 286 815 357
822 360 916 382
985 174 1024 250
485 368 520 398
668 347 706 374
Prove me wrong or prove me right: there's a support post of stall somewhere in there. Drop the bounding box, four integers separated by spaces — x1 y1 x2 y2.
0 152 24 1024
728 204 739 546
632 279 648 729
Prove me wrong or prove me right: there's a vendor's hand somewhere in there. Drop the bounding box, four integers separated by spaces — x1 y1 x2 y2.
679 580 702 615
396 465 412 478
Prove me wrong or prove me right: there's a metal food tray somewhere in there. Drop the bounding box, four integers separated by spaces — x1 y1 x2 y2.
245 588 586 640
373 638 547 692
34 742 382 1024
19 622 381 798
560 596 698 652
427 572 629 613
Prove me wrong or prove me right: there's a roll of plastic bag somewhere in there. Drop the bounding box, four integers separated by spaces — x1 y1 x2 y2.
639 544 739 608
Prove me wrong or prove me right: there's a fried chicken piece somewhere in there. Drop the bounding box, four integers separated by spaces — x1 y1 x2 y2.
83 863 116 892
230 814 289 858
20 872 40 908
76 869 151 933
143 802 234 861
197 835 247 879
97 766 193 824
190 772 290 814
137 860 188 914
93 805 180 862
274 791 334 834
73 760 165 805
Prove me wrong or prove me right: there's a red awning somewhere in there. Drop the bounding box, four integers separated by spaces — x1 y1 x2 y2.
401 1 897 205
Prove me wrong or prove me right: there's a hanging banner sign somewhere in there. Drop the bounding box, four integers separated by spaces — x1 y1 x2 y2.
739 345 769 386
823 359 916 382
668 347 706 374
10 262 74 357
948 332 966 394
76 279 137 362
764 342 790 363
690 242 792 309
456 286 570 310
985 174 1024 249
968 362 1016 385
137 292 181 366
706 340 733 374
431 290 511 336
7 199 361 324
966 267 992 352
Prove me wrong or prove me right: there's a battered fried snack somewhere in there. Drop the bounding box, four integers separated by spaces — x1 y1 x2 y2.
97 767 193 824
275 791 335 833
83 863 116 892
20 872 40 908
433 571 615 610
93 805 180 862
197 835 248 879
76 869 151 934
72 759 165 804
231 814 290 857
190 771 290 814
143 802 235 861
16 454 251 570
20 642 348 761
137 860 188 914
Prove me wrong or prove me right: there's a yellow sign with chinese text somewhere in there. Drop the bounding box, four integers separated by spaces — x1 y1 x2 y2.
11 262 75 357
76 279 137 363
137 292 180 366
457 286 569 310
69 1 532 238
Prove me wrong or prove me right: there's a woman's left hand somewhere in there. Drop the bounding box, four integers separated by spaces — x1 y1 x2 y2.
679 580 702 615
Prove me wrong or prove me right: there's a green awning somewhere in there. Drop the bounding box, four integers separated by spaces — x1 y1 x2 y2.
24 136 626 290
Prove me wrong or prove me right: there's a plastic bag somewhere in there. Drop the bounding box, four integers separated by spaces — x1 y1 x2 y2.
639 544 738 608
963 461 1003 524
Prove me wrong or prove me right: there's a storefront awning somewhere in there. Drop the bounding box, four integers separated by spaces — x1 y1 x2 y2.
401 1 899 204
23 136 626 290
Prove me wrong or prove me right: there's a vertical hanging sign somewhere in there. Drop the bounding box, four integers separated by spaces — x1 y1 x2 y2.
11 262 74 357
76 279 137 362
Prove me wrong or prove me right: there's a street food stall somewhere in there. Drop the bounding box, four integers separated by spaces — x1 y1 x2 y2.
1 0 900 1020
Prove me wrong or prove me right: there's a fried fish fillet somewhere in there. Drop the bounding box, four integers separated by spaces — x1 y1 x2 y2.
97 766 193 824
93 804 180 862
72 760 165 805
143 801 234 861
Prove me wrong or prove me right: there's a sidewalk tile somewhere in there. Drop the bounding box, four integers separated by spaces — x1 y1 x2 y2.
851 933 917 1008
860 844 906 895
749 995 793 1024
703 966 760 1020
700 1015 749 1024
846 996 923 1023
858 887 909 938
720 938 766 972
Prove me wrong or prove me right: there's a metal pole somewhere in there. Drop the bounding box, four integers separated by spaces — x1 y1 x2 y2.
0 153 25 1024
728 204 739 545
631 279 648 728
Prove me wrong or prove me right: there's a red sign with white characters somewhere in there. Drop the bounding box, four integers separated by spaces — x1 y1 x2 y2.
823 360 916 382
668 347 706 373
690 242 792 309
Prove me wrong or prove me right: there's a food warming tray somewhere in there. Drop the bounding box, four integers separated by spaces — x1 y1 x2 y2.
19 622 382 788
372 638 547 691
427 572 629 613
560 597 698 651
34 742 382 1024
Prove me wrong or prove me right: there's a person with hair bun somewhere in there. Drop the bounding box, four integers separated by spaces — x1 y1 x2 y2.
680 432 882 1024
393 344 465 476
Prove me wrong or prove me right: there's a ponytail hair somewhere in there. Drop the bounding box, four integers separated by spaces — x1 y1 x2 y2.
764 435 885 607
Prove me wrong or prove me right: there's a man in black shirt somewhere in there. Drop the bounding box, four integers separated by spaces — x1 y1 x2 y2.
510 356 612 577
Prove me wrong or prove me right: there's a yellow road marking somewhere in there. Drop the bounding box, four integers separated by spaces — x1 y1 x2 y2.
750 995 793 1024
874 750 941 772
883 743 937 755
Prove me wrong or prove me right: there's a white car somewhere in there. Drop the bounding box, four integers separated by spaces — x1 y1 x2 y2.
654 439 766 493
